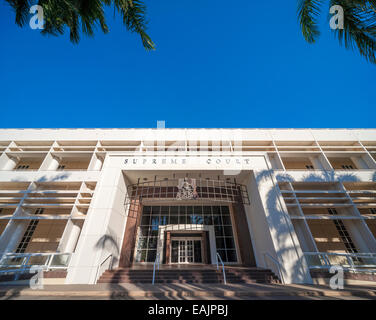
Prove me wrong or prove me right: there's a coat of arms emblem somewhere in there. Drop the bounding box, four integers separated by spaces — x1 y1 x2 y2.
176 178 198 200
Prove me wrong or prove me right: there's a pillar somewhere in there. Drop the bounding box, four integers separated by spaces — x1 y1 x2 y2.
64 221 82 253
4 156 18 170
309 156 324 170
92 156 103 171
0 220 28 253
48 156 60 170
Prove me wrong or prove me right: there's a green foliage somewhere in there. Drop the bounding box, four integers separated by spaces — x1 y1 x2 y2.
298 0 376 63
5 0 155 50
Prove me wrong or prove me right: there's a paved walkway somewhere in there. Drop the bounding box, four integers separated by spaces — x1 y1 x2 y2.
0 282 376 300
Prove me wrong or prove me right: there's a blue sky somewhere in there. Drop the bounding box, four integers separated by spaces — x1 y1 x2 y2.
0 0 374 128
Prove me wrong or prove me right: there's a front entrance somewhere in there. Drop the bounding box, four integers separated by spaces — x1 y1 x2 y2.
123 204 256 267
171 238 203 264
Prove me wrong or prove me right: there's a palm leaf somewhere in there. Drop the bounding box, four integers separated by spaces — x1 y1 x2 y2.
5 0 154 49
298 0 325 43
330 0 376 63
298 0 376 63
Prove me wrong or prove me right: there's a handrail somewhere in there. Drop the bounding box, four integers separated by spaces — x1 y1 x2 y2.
0 252 71 281
0 252 71 258
304 252 376 270
216 252 226 284
263 252 285 284
152 252 160 285
0 252 71 268
95 254 113 283
304 252 376 258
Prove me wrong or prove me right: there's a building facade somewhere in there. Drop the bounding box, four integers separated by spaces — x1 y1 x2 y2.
0 128 375 285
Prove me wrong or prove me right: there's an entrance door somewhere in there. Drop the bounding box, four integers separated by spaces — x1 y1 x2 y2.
171 238 202 264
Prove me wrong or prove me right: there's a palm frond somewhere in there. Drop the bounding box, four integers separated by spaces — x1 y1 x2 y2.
298 0 325 43
113 0 155 50
5 0 154 49
5 0 32 26
330 0 376 63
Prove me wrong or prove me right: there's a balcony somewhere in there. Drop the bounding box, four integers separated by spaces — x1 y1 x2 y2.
326 153 376 170
46 153 92 171
282 157 316 170
328 157 358 170
0 153 47 171
279 153 331 170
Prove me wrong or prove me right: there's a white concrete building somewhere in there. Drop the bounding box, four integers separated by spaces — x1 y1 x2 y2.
0 128 375 285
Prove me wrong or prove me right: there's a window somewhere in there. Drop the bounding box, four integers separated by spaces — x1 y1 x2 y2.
35 208 44 215
16 165 29 170
135 205 237 263
327 208 338 215
15 220 39 253
57 165 65 170
370 208 376 215
341 165 354 170
305 165 314 170
327 208 359 256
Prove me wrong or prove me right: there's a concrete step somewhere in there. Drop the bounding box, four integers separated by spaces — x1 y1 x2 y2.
98 277 278 283
98 267 281 284
97 279 278 284
102 273 276 279
100 272 277 277
103 270 276 275
101 272 278 278
1 283 375 300
112 268 273 272
104 271 276 275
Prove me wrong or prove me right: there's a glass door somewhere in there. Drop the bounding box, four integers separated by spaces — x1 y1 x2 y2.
193 240 202 263
186 240 194 263
171 238 202 264
171 240 179 263
179 240 186 263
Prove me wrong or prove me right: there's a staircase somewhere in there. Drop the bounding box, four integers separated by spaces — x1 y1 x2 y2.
97 266 281 284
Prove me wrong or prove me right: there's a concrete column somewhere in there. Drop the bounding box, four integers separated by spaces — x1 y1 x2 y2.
268 155 283 170
64 221 82 253
350 157 368 169
344 220 376 253
3 156 18 170
361 154 376 169
48 156 60 170
292 220 317 252
318 154 333 170
0 220 28 253
92 156 103 171
309 156 324 170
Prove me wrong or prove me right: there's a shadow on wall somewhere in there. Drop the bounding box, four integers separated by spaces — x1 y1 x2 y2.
255 170 309 283
10 173 71 183
275 171 360 184
254 170 360 283
95 230 120 268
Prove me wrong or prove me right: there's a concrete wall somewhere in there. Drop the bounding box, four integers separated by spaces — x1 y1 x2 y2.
246 169 312 284
66 156 128 284
0 128 375 142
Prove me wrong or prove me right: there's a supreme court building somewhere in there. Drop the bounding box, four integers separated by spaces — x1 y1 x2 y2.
0 128 375 285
